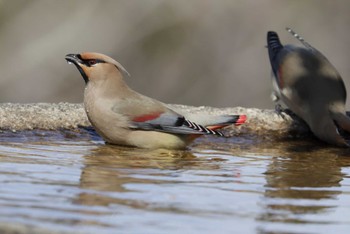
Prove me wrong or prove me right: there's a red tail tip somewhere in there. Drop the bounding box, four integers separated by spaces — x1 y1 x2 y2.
235 115 247 126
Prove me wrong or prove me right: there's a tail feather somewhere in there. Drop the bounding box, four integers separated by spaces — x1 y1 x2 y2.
267 31 284 75
184 114 247 137
234 114 247 126
205 114 247 128
183 119 225 137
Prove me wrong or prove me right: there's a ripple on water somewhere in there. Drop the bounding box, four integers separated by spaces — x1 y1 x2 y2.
1 131 350 233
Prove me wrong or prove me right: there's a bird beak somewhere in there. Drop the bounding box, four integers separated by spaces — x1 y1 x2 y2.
65 54 82 65
65 54 89 83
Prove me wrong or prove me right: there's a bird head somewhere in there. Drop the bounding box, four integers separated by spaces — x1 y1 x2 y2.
65 52 130 84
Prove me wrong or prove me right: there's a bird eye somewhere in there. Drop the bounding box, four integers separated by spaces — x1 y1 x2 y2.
88 59 97 66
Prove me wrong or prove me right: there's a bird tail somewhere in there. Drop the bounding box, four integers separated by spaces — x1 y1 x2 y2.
183 119 225 137
267 31 283 59
205 114 247 130
184 114 246 138
267 31 284 76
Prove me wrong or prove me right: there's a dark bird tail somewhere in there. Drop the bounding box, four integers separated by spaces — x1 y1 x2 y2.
267 31 284 75
204 114 247 128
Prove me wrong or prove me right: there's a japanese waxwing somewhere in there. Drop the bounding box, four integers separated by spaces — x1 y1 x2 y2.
65 53 246 149
267 28 350 147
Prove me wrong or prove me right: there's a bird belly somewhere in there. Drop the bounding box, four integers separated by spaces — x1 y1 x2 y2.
84 99 131 145
127 131 189 149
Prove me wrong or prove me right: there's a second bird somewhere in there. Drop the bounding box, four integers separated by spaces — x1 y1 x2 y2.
267 28 350 147
65 53 246 149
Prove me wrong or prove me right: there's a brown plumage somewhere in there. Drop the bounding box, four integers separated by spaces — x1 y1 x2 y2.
267 28 350 147
66 52 246 149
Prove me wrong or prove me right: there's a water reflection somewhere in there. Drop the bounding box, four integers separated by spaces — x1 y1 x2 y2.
1 131 350 233
258 140 350 232
76 145 218 208
74 136 350 226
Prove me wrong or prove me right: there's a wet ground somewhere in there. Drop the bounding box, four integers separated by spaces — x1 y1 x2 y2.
1 129 350 234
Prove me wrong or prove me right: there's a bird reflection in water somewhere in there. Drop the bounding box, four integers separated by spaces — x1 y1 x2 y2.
73 144 223 209
258 141 350 226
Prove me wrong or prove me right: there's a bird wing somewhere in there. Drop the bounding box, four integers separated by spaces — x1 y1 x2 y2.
129 111 225 136
111 95 226 136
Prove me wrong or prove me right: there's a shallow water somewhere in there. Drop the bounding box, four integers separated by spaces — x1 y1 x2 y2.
1 130 350 234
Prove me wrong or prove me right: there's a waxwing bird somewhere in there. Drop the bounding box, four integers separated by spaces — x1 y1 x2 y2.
267 28 350 147
65 52 246 149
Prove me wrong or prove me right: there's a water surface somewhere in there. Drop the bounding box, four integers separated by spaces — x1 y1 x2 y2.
1 130 350 233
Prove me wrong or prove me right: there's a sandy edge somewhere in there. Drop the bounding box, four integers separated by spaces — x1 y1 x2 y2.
0 102 305 135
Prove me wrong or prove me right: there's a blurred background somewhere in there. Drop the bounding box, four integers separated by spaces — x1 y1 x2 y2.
1 0 350 109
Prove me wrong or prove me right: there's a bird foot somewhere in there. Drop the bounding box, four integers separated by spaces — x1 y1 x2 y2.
275 104 293 120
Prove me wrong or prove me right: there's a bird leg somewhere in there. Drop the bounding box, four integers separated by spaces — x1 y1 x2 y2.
274 103 295 120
